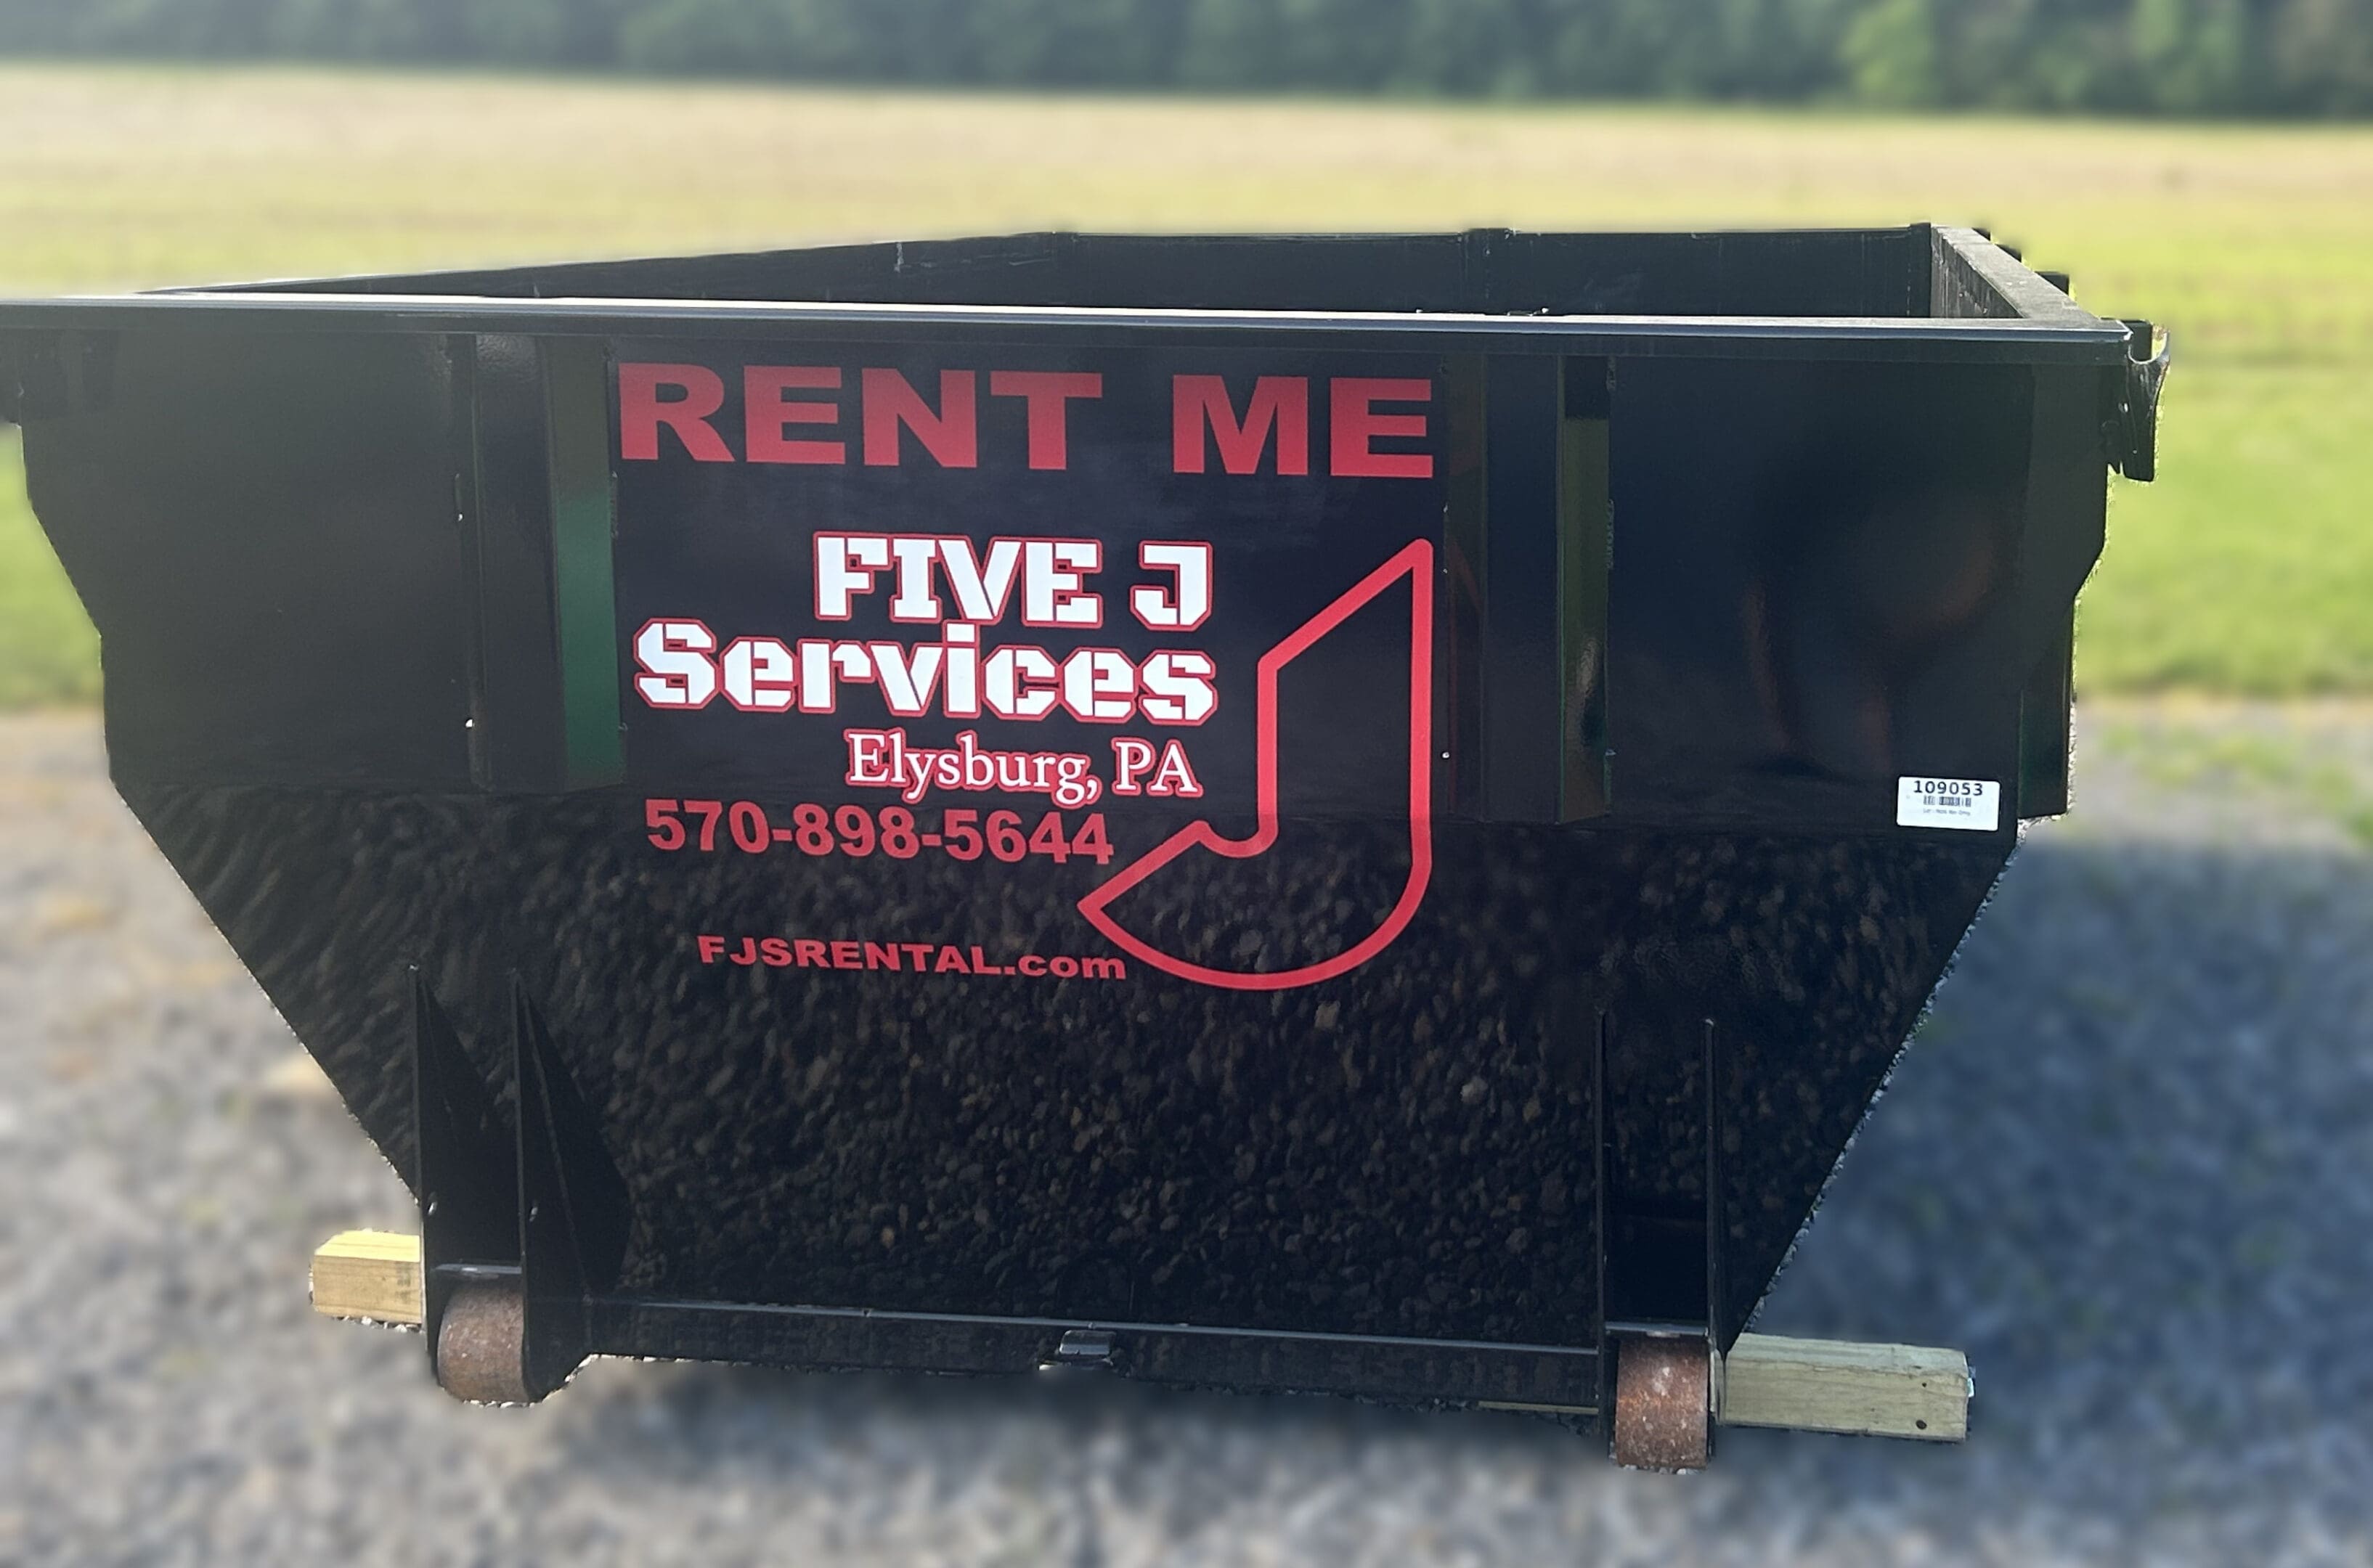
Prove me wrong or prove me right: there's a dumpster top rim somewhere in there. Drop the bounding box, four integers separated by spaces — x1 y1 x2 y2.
0 226 2132 366
0 292 2132 366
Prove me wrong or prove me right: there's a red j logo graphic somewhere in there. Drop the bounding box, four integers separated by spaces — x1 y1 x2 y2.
1075 538 1435 990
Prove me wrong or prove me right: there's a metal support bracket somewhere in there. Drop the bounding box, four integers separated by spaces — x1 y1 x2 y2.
412 968 518 1357
410 969 632 1402
514 979 633 1397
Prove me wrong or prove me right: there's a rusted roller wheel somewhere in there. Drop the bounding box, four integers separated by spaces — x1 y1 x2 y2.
434 1280 533 1405
1611 1334 1712 1471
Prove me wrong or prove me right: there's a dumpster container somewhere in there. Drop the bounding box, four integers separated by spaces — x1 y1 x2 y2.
0 225 2165 1468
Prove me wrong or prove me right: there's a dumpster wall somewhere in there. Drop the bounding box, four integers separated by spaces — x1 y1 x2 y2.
4 227 2128 1392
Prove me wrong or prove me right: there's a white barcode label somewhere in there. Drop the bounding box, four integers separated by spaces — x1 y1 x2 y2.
1896 777 2000 831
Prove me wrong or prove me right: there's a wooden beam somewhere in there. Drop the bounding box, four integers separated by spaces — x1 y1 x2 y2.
311 1229 424 1324
1721 1333 1969 1442
304 1232 1971 1444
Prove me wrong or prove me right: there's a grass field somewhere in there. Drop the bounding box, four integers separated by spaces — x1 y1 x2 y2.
2 63 2369 702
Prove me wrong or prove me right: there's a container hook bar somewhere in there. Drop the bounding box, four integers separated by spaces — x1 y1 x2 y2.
2112 319 2171 483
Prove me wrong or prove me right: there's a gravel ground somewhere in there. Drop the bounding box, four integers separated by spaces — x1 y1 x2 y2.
6 701 2373 1567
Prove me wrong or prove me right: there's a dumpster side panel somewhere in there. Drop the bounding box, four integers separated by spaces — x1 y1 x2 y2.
1606 356 2036 830
22 330 473 790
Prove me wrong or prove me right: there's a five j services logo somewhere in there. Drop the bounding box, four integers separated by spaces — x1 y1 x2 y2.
613 350 1446 990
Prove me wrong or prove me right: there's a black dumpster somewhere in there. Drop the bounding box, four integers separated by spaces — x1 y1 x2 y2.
0 225 2165 1467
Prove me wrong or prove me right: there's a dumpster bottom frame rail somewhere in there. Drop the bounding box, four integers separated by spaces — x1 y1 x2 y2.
312 1230 1970 1446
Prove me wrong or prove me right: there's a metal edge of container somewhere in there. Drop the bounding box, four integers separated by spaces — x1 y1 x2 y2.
0 226 2132 367
0 294 2136 364
147 222 1955 299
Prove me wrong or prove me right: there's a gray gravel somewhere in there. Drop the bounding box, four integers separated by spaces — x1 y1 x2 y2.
5 701 2373 1567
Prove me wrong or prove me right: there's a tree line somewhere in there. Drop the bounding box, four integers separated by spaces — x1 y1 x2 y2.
4 0 2369 116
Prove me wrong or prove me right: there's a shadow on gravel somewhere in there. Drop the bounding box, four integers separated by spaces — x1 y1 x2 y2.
530 836 2373 1558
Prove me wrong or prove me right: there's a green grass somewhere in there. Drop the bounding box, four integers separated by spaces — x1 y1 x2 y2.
0 429 99 708
2091 366 2373 693
2 63 2370 703
2095 708 2373 849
